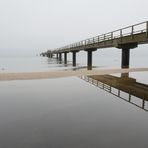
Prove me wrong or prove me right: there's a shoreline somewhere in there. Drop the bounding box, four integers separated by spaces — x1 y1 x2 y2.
0 68 148 81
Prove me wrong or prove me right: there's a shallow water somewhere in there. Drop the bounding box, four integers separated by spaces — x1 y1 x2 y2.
0 47 148 148
0 72 148 148
0 46 148 73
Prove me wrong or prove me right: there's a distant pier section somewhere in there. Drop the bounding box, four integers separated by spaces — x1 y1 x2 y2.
41 21 148 70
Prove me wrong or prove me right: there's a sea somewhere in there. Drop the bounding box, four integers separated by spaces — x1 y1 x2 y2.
0 46 148 148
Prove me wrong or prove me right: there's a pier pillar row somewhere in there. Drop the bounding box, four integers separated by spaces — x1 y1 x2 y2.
85 48 97 70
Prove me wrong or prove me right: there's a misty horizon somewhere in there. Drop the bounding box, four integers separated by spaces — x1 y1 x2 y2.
0 0 148 56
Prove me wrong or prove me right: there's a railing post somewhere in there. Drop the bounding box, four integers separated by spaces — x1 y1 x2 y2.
129 89 131 102
118 89 120 97
85 40 87 47
120 29 122 42
93 38 95 45
142 99 145 109
104 34 105 45
109 86 111 93
111 32 113 43
97 80 99 86
131 26 134 39
98 36 99 45
102 83 104 89
146 21 148 38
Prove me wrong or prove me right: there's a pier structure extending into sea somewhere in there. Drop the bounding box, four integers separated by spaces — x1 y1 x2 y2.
41 21 148 70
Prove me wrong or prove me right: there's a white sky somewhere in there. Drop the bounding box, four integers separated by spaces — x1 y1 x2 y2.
0 0 148 56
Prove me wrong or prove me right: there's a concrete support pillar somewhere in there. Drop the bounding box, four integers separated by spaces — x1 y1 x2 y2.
121 48 130 77
85 48 97 70
87 50 92 70
117 43 137 78
51 53 53 58
121 48 130 68
72 51 76 67
56 53 58 59
48 53 50 58
59 53 62 61
64 52 68 64
48 53 53 58
117 43 137 69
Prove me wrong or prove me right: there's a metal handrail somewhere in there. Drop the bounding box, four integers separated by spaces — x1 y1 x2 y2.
54 21 148 52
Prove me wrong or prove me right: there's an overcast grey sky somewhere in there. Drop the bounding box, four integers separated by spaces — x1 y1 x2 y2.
0 0 148 56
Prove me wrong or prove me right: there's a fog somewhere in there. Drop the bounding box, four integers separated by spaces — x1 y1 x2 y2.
0 0 148 56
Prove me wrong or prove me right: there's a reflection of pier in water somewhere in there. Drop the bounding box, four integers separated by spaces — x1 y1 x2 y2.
80 74 148 112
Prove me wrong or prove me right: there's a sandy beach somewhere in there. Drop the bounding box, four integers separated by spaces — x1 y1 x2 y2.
0 68 148 81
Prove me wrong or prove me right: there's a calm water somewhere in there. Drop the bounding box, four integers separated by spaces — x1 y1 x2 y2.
0 46 148 72
0 74 148 148
0 48 148 148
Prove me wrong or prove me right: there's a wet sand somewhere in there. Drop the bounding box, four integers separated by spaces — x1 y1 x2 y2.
0 68 148 81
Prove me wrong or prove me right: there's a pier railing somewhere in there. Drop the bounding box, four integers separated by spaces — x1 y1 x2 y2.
56 21 148 52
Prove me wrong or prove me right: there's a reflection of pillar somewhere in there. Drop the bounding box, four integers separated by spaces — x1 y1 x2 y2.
118 90 120 97
129 90 131 102
64 52 68 64
121 73 129 78
142 99 145 109
59 53 62 61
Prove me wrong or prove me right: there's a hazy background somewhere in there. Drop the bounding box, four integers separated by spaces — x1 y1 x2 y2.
0 0 148 56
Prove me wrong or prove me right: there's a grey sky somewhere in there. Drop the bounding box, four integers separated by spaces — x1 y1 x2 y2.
0 0 148 56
